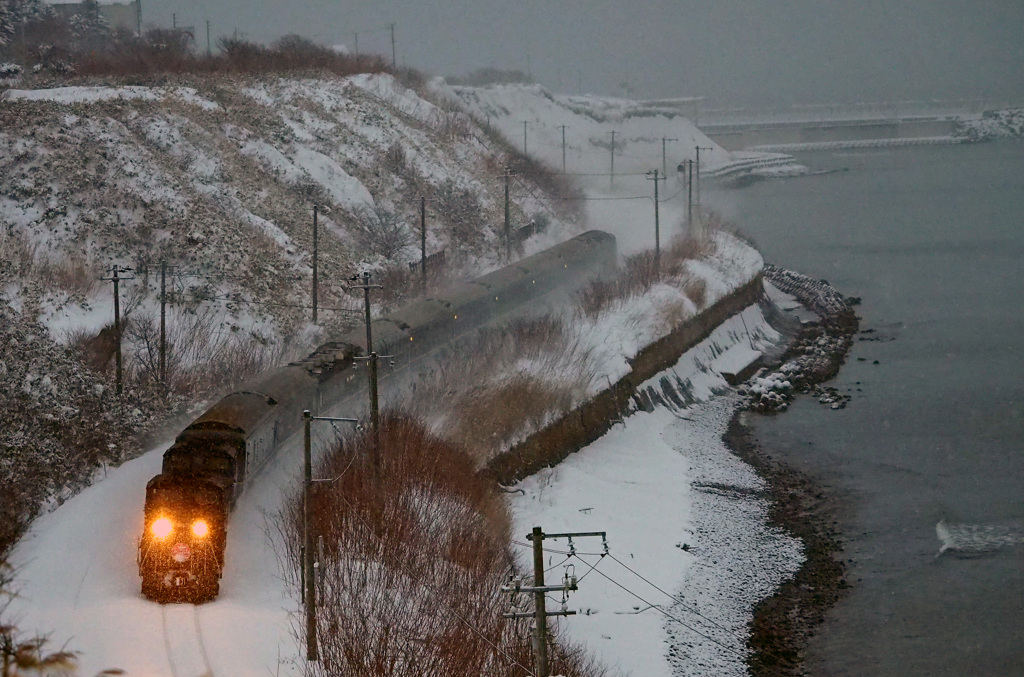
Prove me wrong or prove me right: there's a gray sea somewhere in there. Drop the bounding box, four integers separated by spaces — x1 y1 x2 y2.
721 140 1024 676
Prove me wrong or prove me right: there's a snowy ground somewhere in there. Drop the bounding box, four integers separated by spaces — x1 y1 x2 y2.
5 78 806 677
511 306 803 677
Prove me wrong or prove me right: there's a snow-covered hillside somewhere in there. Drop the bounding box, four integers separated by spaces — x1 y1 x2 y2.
1 74 575 344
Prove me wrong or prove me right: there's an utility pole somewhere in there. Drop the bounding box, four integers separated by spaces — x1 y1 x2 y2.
311 206 319 324
350 273 384 483
503 167 514 262
532 526 550 677
302 410 359 663
172 13 176 28
608 131 616 188
694 146 712 238
647 170 664 275
388 23 396 69
353 31 359 59
136 0 141 38
503 528 605 677
159 260 170 384
685 159 693 230
661 137 678 177
420 196 427 296
302 410 316 661
522 121 528 156
558 125 568 174
206 20 211 56
102 264 133 395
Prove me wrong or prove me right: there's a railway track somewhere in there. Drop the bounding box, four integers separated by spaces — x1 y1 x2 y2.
161 604 216 677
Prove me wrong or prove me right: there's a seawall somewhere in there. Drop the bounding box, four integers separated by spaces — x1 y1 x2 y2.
483 273 764 485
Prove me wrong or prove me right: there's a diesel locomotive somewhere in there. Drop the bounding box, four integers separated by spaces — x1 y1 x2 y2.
138 230 616 602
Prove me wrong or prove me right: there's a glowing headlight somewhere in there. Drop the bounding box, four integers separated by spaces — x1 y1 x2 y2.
150 517 173 539
191 519 210 538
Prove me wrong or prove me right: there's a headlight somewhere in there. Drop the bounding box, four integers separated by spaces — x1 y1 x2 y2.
191 519 210 538
151 517 173 539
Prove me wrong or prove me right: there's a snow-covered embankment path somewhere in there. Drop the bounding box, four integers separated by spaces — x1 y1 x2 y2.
511 303 803 677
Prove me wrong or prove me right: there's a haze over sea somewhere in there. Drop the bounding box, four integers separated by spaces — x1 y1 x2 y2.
723 140 1024 675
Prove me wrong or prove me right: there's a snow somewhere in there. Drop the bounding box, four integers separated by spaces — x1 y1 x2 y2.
4 76 805 676
512 307 801 677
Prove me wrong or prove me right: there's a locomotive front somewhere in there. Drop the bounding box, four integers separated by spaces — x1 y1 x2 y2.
139 472 229 602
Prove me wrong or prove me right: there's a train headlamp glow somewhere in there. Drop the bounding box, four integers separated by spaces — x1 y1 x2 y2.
150 517 173 539
191 519 210 538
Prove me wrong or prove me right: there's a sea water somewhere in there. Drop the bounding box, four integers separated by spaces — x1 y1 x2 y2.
721 140 1024 676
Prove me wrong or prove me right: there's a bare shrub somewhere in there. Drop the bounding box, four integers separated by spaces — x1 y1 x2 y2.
119 306 281 398
380 141 407 174
432 179 485 248
350 205 413 261
283 415 606 677
683 278 708 308
0 228 34 281
575 277 617 320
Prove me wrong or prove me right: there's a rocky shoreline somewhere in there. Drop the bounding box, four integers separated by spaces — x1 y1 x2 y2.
730 267 860 676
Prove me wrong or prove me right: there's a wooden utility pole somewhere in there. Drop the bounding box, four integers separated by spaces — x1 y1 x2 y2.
102 264 133 395
302 410 317 662
159 260 167 383
504 528 605 677
559 125 568 174
661 137 678 177
694 146 712 238
647 170 664 274
522 121 528 156
503 167 514 262
608 131 616 188
685 159 694 229
388 23 396 69
206 20 211 57
420 196 427 296
351 273 384 482
532 526 550 677
311 205 319 324
302 411 359 664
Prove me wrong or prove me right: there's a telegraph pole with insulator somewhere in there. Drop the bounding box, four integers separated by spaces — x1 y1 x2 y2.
646 169 664 275
420 196 427 296
504 167 514 262
102 264 133 395
559 124 568 174
311 205 319 324
350 272 385 483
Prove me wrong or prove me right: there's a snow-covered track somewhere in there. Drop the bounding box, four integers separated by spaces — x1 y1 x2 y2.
161 604 215 677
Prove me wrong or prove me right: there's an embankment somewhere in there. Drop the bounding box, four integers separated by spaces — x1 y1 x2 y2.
483 273 764 485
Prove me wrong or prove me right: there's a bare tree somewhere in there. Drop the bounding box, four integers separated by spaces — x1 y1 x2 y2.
350 205 412 260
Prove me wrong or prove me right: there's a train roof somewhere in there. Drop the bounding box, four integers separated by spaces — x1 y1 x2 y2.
189 391 276 435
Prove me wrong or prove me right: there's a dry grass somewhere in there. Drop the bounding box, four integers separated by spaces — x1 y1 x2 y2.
411 316 595 464
0 230 99 297
283 415 609 677
575 232 721 320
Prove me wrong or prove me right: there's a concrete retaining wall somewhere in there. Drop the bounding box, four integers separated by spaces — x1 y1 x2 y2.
705 118 959 151
483 274 764 485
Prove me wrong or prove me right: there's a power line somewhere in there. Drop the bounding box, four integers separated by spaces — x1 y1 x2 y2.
570 553 751 662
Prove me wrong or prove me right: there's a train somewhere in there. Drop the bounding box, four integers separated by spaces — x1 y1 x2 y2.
137 230 617 602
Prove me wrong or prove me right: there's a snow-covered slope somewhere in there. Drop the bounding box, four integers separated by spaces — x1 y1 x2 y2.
0 74 573 345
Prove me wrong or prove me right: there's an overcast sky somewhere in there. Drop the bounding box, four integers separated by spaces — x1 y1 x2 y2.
148 0 1024 109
